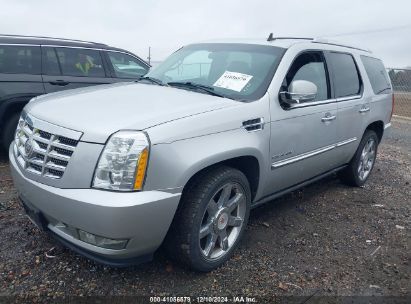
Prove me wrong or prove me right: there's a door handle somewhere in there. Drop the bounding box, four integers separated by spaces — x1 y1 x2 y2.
359 107 370 113
49 80 69 86
321 114 336 122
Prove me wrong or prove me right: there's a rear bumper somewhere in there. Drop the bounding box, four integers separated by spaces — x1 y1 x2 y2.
9 145 181 265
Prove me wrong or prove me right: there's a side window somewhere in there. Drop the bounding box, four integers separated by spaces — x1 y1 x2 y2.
360 56 391 94
0 45 41 75
55 48 105 77
42 47 61 75
107 52 148 78
282 51 330 102
328 52 361 98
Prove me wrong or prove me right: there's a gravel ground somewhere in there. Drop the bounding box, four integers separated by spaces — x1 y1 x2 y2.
0 119 410 300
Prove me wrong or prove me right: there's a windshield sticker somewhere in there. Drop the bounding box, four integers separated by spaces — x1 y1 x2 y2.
213 71 253 92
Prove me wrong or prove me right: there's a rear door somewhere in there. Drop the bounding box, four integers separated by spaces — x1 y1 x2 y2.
0 44 45 123
41 46 111 93
326 52 365 165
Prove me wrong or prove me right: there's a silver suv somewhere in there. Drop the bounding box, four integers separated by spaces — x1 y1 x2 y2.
10 35 394 272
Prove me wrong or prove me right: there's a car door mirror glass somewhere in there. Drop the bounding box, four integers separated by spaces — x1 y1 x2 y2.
280 80 318 105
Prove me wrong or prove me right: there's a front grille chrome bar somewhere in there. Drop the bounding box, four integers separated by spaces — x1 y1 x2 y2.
14 115 79 179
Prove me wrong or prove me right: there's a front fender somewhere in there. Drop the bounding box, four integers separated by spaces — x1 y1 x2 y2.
144 127 270 199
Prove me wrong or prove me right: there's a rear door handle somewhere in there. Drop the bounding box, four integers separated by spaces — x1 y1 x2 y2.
321 114 336 122
49 80 69 86
359 107 370 113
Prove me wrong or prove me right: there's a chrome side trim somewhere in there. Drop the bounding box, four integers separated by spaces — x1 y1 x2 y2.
271 137 357 169
384 123 392 130
336 137 357 147
271 144 335 169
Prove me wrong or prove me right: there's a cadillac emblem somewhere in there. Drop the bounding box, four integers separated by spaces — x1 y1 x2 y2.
24 137 35 158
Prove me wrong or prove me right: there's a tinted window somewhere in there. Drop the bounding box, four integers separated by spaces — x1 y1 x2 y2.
42 47 60 75
282 52 330 102
361 56 391 94
328 53 361 98
0 45 41 75
55 48 105 77
107 52 148 78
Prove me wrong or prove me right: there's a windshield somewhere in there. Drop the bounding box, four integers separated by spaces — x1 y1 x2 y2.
146 43 285 101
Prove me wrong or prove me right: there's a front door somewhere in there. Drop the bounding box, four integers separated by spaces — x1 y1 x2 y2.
265 51 339 195
41 46 112 93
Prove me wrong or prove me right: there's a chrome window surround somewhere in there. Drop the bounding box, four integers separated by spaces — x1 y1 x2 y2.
271 137 357 169
13 113 82 179
284 94 362 110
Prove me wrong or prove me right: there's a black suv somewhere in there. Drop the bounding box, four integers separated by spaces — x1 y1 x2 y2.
0 35 150 151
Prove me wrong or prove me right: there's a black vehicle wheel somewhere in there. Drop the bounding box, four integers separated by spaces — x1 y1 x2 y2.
165 166 251 272
339 130 379 187
1 113 20 152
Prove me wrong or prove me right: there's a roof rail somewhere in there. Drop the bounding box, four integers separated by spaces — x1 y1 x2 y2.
312 38 371 53
267 33 313 42
0 34 108 46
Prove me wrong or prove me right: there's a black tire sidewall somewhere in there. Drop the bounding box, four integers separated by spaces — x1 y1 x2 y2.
349 130 379 186
188 168 251 271
1 113 20 152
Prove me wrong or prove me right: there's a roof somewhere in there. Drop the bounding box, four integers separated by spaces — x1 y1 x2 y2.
196 36 372 54
0 34 131 53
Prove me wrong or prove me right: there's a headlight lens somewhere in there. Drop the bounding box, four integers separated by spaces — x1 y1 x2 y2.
92 131 150 191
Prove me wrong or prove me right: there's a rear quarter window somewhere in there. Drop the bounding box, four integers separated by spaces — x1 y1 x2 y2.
0 45 41 75
360 56 391 94
328 52 361 98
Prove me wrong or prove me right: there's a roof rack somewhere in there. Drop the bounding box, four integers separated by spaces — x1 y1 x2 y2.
267 33 313 42
265 33 371 53
0 34 108 46
312 38 371 52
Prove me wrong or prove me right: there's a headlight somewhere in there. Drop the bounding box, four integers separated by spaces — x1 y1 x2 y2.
92 131 150 191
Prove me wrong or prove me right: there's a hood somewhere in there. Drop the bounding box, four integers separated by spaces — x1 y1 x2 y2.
26 82 238 143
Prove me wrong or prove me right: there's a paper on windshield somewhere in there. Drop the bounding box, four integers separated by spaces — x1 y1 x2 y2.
213 71 253 92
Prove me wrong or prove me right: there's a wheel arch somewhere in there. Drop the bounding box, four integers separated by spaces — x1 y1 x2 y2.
181 154 261 202
0 95 36 128
365 120 384 143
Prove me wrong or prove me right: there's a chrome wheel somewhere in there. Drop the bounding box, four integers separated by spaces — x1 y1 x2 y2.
199 182 246 260
358 137 376 181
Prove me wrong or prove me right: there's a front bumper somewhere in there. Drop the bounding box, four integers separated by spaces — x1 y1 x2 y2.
9 145 181 265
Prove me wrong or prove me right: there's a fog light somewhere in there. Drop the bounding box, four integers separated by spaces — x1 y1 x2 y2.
78 230 128 250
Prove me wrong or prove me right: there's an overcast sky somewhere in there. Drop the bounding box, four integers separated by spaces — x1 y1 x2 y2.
1 0 410 68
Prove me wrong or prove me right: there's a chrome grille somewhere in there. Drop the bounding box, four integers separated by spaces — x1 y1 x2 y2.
14 116 78 179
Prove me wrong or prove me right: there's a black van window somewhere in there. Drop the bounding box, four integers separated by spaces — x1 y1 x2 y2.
360 56 391 94
0 45 41 75
55 47 105 77
107 52 148 78
42 47 61 75
328 53 361 98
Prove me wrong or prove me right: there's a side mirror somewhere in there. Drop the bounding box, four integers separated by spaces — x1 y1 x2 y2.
280 80 318 106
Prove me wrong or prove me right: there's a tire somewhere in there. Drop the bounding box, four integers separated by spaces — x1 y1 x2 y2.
339 130 379 187
1 113 20 152
165 166 251 272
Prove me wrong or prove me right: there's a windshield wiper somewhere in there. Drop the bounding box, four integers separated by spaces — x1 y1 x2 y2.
137 76 165 86
167 81 225 98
